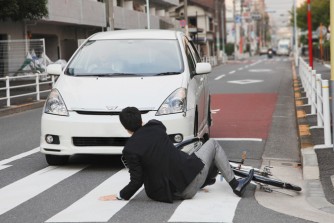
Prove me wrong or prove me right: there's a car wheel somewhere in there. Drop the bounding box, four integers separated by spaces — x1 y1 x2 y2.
45 154 69 165
208 95 212 127
204 96 211 143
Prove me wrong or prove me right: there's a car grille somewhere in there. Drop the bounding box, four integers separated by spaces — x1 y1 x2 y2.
72 137 129 147
75 110 150 115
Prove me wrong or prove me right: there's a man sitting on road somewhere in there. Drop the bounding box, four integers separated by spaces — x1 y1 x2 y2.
99 107 254 203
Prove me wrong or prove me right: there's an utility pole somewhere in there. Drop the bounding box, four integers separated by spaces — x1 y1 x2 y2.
146 0 150 29
307 0 313 68
105 0 115 31
294 0 298 66
233 0 238 59
184 0 189 36
330 0 334 151
215 0 220 60
222 0 226 54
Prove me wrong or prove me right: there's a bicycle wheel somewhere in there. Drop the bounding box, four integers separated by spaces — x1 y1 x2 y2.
233 169 302 192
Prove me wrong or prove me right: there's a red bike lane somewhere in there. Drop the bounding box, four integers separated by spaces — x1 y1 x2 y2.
210 93 277 139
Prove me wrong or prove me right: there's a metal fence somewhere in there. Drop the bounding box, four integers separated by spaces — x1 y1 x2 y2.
0 73 54 108
299 57 332 147
313 46 331 62
0 39 49 78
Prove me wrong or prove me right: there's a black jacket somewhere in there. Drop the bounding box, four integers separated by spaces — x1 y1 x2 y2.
119 120 204 203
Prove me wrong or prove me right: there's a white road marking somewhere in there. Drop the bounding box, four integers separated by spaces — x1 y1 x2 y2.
46 169 142 223
0 165 87 215
0 165 11 170
0 147 39 165
213 138 263 142
169 176 240 222
0 147 40 170
215 74 225 80
228 79 263 85
238 67 243 71
228 70 236 74
248 69 272 72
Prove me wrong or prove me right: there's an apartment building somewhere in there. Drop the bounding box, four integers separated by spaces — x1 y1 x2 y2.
0 0 180 64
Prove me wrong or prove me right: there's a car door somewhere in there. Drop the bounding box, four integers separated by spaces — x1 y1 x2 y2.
184 37 207 135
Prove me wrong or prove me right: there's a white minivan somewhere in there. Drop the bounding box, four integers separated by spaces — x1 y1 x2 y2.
41 29 212 165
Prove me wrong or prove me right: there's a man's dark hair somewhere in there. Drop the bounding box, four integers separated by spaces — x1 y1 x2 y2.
119 107 142 132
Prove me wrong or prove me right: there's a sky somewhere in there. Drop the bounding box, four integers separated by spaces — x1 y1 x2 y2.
265 0 305 27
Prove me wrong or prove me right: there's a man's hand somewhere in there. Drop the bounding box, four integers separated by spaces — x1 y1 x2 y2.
99 194 118 201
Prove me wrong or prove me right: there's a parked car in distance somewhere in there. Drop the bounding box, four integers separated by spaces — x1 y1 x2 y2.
41 29 212 165
259 46 268 55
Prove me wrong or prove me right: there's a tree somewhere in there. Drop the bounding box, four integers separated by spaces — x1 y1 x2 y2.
294 0 329 31
0 0 48 21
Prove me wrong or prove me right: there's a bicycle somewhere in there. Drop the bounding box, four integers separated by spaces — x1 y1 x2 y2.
176 137 302 193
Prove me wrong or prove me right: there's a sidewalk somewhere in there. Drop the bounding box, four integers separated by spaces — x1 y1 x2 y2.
254 59 334 223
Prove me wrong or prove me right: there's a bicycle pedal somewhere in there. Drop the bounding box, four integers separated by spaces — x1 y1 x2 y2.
259 184 273 193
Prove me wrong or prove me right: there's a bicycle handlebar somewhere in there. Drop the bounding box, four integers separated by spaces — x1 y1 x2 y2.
175 137 204 150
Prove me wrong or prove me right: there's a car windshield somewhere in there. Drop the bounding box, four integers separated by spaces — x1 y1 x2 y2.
65 39 184 76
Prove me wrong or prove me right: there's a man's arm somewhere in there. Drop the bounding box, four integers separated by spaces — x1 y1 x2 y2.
119 153 144 199
99 153 144 201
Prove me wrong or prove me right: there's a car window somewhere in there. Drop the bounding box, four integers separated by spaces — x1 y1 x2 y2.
65 39 184 76
186 46 196 76
186 38 201 62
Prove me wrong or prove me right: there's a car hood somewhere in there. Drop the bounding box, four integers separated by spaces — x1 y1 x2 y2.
55 75 185 112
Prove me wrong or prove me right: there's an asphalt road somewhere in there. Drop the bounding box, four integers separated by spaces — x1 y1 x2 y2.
0 55 315 223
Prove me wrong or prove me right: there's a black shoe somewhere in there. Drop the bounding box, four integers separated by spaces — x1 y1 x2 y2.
233 169 254 197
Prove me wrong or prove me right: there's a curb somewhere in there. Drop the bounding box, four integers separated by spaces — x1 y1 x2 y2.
292 62 318 179
0 101 45 117
292 62 334 215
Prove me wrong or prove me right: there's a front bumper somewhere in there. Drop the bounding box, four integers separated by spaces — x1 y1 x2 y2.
40 110 195 156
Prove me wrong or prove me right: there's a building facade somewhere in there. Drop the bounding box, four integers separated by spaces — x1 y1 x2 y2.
0 0 180 65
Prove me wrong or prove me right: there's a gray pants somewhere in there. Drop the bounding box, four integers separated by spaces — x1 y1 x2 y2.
178 139 235 199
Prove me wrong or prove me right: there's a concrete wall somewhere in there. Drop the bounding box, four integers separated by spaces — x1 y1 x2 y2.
46 0 106 27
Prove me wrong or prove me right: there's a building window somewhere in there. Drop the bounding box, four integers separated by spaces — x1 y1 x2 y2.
189 17 197 28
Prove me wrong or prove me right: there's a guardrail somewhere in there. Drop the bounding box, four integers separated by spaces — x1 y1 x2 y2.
0 74 54 107
298 57 332 148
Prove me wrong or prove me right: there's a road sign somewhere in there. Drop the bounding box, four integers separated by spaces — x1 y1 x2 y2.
316 26 327 36
235 15 241 24
251 13 261 21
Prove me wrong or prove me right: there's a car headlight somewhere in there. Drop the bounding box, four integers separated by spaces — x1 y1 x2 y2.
44 89 69 116
156 88 186 115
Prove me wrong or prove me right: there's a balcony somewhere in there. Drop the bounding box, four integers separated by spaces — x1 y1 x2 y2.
45 0 106 27
150 0 179 6
113 6 179 30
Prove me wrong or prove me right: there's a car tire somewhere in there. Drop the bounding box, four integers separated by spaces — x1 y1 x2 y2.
45 154 69 165
208 95 212 127
194 108 198 137
204 96 211 143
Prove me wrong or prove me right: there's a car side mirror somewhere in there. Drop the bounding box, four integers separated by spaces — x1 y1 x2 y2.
47 64 63 76
196 62 212 75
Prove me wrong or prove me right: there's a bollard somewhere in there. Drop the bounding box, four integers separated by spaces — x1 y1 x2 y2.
36 73 40 101
322 80 332 146
315 74 323 127
310 70 316 114
6 76 10 107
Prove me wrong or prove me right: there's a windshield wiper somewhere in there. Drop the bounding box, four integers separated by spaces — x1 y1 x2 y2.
155 72 180 76
91 73 138 77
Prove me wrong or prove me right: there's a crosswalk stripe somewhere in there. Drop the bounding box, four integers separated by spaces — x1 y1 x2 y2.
168 177 240 222
46 169 142 223
0 165 11 170
0 147 39 169
0 165 86 215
